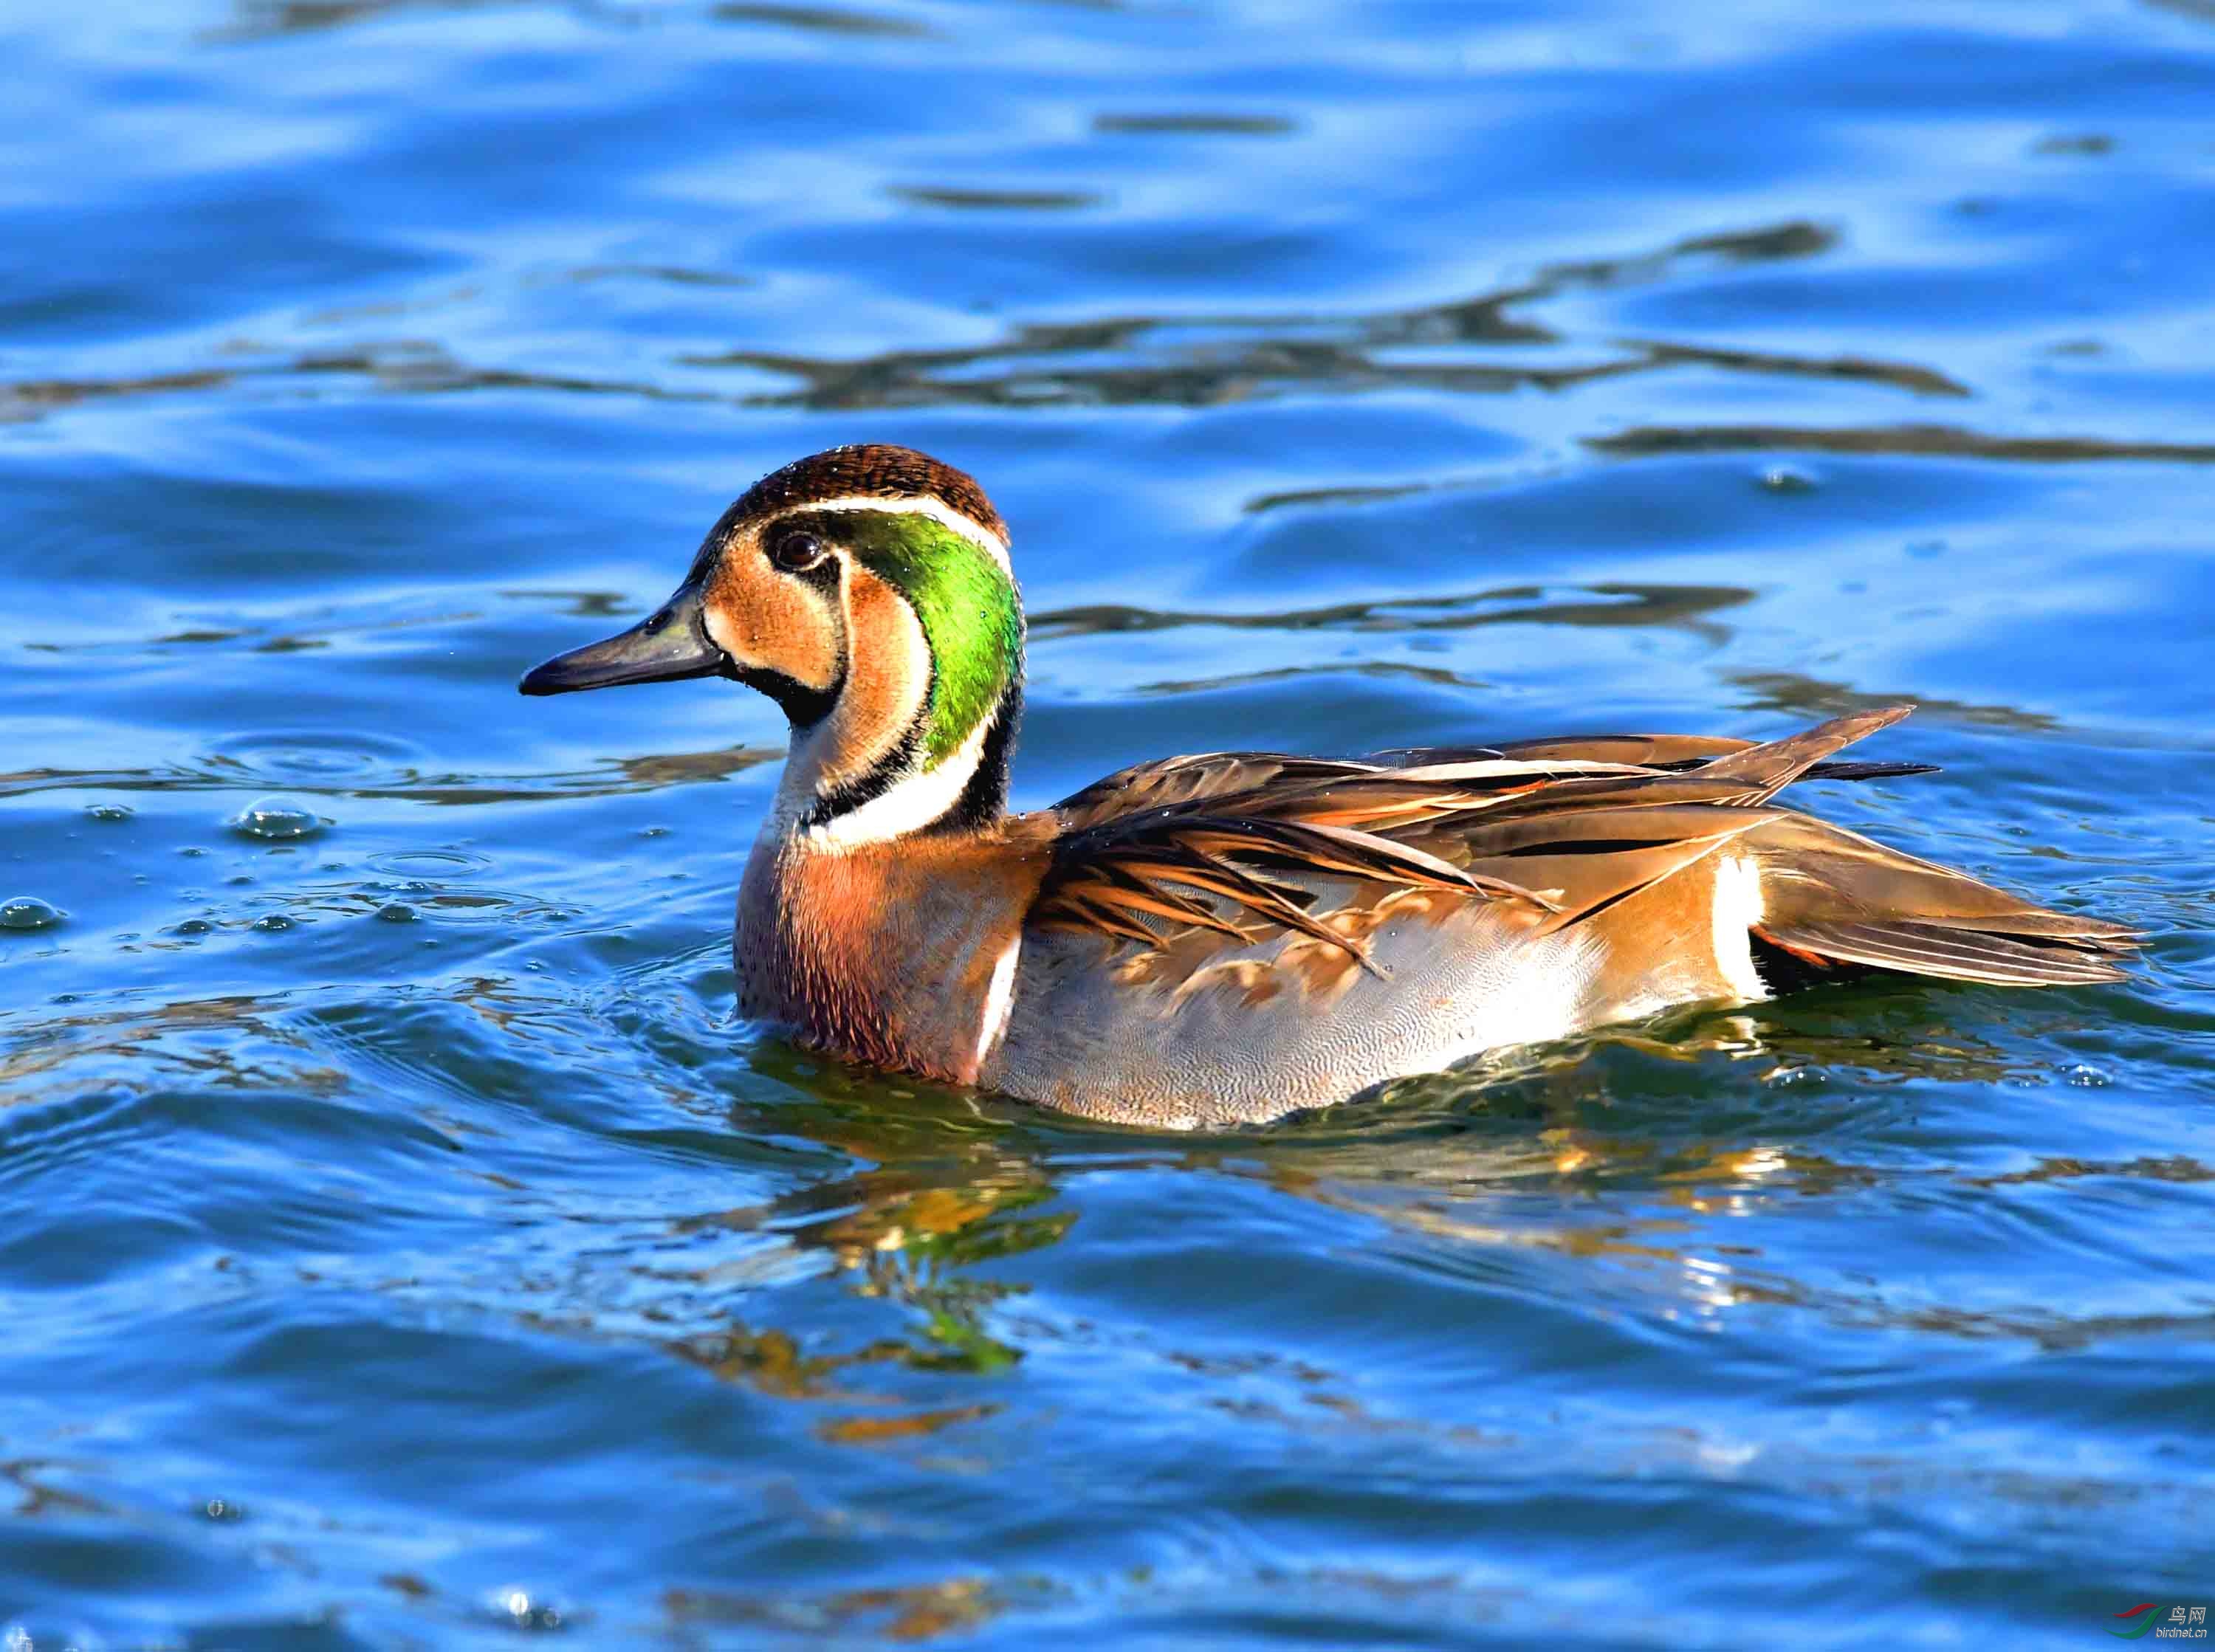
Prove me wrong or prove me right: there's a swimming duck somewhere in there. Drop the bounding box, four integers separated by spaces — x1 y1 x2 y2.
521 444 2138 1126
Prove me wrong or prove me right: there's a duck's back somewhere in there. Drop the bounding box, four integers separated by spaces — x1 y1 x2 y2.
980 709 2137 1126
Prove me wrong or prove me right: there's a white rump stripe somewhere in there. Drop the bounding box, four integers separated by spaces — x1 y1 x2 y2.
1711 852 1771 1002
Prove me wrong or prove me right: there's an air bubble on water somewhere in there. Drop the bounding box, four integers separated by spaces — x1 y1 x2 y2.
376 903 418 923
0 897 63 932
231 797 323 842
2060 1062 2113 1087
176 918 215 937
199 1496 244 1522
179 847 206 857
1767 1064 1830 1087
251 913 295 933
1756 465 1818 494
490 1588 566 1632
86 803 133 823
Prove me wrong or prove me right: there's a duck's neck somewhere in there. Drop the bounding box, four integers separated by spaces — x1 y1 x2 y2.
736 687 1035 1084
768 672 1020 853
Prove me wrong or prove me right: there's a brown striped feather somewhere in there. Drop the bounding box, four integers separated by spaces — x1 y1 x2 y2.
1026 707 2140 992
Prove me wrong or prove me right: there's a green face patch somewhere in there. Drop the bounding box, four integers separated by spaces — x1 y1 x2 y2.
835 510 1023 768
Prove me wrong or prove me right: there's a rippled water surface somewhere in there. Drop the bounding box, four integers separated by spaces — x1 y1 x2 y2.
4 1 2215 1645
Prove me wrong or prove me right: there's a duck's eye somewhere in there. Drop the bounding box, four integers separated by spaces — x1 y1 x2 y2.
769 530 827 574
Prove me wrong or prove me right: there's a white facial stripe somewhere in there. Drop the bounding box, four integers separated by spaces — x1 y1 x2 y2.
974 936 1021 1071
700 603 744 668
783 495 1011 572
1711 852 1771 1003
796 708 999 853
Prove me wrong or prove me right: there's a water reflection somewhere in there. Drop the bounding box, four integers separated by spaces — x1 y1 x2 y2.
664 1574 1005 1643
1592 423 2215 464
712 2 935 39
667 1070 1078 1393
1137 661 1494 695
674 221 1963 415
209 0 504 41
886 186 1106 212
18 202 2210 489
1030 582 1756 643
630 986 2187 1448
0 992 337 1103
1093 112 1296 137
1728 670 2063 732
1 218 1975 429
0 743 779 807
3 922 2198 1634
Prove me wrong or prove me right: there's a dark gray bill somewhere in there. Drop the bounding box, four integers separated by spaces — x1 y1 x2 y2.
518 583 731 696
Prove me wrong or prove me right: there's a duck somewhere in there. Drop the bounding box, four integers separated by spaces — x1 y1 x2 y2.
520 444 2139 1127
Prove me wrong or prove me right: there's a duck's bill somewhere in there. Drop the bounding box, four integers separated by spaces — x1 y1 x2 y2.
518 584 732 696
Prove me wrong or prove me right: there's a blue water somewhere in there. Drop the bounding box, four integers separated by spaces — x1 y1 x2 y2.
4 0 2214 1645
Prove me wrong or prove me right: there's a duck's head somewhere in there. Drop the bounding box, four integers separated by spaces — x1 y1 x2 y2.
521 444 1023 847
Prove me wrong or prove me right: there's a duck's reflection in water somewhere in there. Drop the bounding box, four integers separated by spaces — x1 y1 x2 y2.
653 985 2184 1420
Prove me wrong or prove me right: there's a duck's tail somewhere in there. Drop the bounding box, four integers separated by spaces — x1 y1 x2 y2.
1740 810 2140 987
1678 707 2141 988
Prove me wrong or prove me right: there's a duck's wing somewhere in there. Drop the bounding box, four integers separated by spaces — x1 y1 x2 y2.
1381 729 1940 785
1055 717 1940 829
1031 710 1900 961
1050 751 1383 827
1028 706 2138 986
